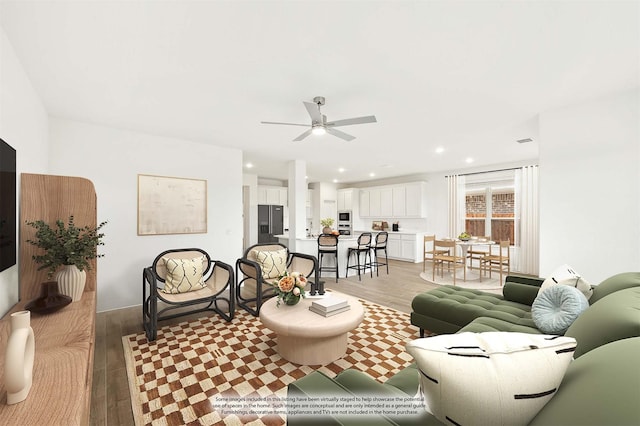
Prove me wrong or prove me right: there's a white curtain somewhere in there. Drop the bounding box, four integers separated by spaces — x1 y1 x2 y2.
515 165 539 275
447 174 466 239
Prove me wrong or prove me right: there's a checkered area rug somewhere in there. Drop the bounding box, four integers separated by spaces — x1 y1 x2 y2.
122 298 418 426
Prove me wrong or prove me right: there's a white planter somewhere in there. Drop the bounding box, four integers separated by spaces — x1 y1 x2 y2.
4 311 35 405
55 265 87 302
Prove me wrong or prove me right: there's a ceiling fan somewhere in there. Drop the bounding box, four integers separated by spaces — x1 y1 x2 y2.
261 96 377 141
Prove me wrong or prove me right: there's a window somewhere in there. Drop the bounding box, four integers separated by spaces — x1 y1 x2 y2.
465 171 515 245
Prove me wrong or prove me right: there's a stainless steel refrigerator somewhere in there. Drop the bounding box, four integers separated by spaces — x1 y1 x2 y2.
258 204 284 243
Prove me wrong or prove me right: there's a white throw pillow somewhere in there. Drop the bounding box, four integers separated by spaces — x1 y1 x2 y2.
539 264 593 300
406 332 577 426
255 248 288 279
161 256 207 294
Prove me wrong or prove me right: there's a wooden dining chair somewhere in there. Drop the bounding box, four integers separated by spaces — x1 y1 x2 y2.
432 239 466 285
423 235 451 272
480 240 511 285
467 236 492 270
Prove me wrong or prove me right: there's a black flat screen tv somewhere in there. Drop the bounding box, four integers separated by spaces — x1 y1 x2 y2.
0 138 16 273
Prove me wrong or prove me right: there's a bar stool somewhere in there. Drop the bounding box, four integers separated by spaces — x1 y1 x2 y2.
368 231 389 276
317 234 339 283
346 232 373 281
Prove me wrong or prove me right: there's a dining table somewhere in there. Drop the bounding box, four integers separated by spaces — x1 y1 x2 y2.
454 238 496 270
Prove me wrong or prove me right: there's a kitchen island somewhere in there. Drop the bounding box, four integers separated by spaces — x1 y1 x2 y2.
278 229 427 278
354 229 427 263
276 234 361 278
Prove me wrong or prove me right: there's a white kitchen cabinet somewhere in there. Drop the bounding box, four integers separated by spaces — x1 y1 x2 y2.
306 189 313 208
358 182 426 218
387 234 402 258
392 186 406 216
266 187 280 205
380 188 393 216
405 182 424 217
359 190 370 217
337 188 355 211
384 232 424 262
257 188 267 205
369 189 381 217
257 185 288 206
401 237 416 260
306 189 314 218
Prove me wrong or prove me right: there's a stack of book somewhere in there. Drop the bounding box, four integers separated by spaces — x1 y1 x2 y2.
309 296 351 317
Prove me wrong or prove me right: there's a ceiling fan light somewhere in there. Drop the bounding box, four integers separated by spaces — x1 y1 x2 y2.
312 126 326 136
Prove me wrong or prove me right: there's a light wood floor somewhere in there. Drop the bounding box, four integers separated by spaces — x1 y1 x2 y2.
90 259 438 426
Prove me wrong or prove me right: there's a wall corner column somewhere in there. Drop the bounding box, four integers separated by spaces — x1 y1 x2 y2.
288 160 306 251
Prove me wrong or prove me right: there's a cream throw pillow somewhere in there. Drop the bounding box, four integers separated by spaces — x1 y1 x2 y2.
255 249 288 279
539 264 593 300
406 332 577 426
161 256 206 294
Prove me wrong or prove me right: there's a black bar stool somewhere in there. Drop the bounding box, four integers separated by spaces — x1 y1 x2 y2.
346 232 373 281
369 231 389 276
317 234 339 283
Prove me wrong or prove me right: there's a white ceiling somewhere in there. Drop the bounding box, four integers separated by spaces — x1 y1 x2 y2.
1 1 638 184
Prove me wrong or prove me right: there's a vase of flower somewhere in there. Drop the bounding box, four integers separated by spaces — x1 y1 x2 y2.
283 293 301 306
272 271 307 307
4 310 35 405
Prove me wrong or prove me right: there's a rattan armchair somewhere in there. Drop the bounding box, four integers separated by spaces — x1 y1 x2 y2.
142 248 234 341
236 243 319 316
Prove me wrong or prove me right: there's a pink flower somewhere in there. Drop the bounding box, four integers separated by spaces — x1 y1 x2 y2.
296 275 307 288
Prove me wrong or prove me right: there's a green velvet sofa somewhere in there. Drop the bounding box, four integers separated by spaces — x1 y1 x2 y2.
410 274 545 337
287 272 640 425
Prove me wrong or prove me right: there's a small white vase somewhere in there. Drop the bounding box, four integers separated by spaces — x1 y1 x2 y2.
4 310 35 405
55 265 87 302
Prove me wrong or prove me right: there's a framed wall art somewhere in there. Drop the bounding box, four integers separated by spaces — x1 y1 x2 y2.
137 174 207 235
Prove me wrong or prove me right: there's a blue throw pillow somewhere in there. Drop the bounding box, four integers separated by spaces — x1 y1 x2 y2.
532 285 589 334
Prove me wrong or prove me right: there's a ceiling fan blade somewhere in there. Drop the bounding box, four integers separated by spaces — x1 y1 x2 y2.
326 127 355 141
326 115 377 127
303 101 323 124
261 121 309 127
293 128 313 141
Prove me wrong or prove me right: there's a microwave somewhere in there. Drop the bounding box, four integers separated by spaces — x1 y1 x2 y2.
338 211 351 222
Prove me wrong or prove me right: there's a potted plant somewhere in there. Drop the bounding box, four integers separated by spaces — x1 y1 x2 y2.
26 216 107 302
320 217 335 234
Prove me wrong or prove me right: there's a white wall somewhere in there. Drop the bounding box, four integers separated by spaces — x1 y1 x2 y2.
48 118 243 312
311 182 337 234
539 89 640 282
0 27 49 317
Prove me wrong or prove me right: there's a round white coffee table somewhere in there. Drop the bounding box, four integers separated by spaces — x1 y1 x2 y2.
259 290 365 365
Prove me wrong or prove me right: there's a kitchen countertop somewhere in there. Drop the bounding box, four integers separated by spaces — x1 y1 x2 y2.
354 229 428 235
275 234 357 241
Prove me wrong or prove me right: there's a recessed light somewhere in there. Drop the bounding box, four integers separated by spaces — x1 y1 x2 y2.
332 179 338 183
435 147 445 154
369 172 376 177
338 167 345 173
245 163 253 168
465 157 474 164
